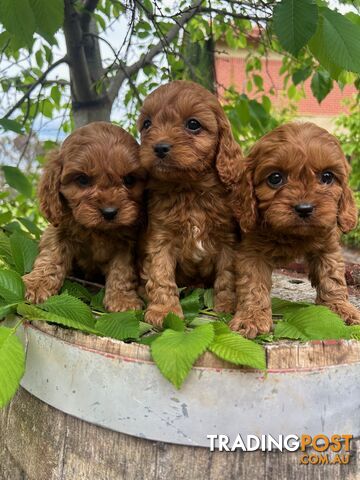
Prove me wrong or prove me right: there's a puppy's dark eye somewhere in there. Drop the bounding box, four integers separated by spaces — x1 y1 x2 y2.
320 171 334 185
267 172 284 188
186 118 202 132
76 174 91 187
123 174 136 188
142 119 151 130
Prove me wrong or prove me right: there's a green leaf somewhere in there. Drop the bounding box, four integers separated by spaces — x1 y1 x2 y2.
0 326 25 408
310 70 333 103
0 232 14 267
235 96 250 125
271 297 311 316
163 312 185 331
50 85 61 106
310 7 360 75
0 0 35 47
253 74 263 90
0 303 17 320
212 321 232 335
203 289 214 309
273 0 318 55
38 293 95 328
209 324 266 370
0 212 12 226
35 49 43 68
17 302 99 334
0 269 24 304
346 12 360 27
9 232 38 275
1 166 32 198
349 325 360 340
61 280 92 303
180 289 202 321
189 316 217 327
28 0 63 43
0 118 24 134
139 321 153 336
273 321 307 341
262 95 272 113
90 289 105 312
138 333 161 346
274 305 350 340
17 217 42 239
292 66 312 85
248 100 270 130
151 324 214 389
95 311 139 340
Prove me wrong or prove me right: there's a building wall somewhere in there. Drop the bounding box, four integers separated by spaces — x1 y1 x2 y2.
215 48 357 132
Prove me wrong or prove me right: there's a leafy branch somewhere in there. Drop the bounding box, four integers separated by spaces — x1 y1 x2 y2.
2 57 68 121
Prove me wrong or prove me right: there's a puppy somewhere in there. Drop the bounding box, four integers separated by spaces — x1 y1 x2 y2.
137 80 243 326
226 122 360 338
23 122 146 312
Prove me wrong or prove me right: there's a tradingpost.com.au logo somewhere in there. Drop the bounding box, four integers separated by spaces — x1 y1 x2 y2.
207 434 353 465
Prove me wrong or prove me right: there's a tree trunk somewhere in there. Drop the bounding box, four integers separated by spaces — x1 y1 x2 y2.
72 99 112 128
64 1 111 128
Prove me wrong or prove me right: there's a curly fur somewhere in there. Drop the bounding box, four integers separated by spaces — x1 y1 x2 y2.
23 122 146 311
137 80 242 326
225 122 360 338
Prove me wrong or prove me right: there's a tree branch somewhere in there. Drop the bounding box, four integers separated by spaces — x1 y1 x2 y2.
80 0 100 33
3 57 67 120
107 0 203 103
199 7 271 21
63 0 95 102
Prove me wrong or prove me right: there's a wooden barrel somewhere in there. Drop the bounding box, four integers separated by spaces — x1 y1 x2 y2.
0 320 359 480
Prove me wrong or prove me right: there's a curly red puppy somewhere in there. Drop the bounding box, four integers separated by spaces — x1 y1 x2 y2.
224 122 359 338
23 122 146 311
138 80 242 326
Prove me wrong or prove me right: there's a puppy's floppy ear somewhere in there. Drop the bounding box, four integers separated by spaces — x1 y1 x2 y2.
338 183 358 233
230 161 258 233
215 109 244 185
38 149 66 226
214 109 257 232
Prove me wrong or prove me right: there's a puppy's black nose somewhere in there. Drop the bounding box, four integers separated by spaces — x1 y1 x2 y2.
294 203 314 217
154 143 171 159
101 207 118 220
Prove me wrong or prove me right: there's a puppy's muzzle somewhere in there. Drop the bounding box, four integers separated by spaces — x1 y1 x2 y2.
154 143 171 159
294 203 314 218
100 207 118 221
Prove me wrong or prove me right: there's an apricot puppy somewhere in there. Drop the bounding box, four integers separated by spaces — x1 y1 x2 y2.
138 80 242 326
23 122 146 312
226 122 360 338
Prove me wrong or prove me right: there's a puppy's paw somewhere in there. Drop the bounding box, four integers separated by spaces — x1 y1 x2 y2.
326 301 360 325
214 292 235 314
229 311 273 339
145 302 184 328
104 292 144 312
23 274 58 304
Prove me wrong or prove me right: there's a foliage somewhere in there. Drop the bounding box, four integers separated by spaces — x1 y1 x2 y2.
342 191 360 248
0 324 25 408
336 98 360 190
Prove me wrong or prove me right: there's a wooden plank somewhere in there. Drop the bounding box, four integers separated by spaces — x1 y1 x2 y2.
31 321 360 370
1 388 359 480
